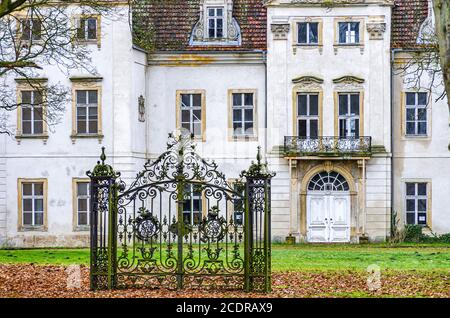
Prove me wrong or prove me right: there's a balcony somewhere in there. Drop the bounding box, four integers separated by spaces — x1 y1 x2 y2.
284 136 372 158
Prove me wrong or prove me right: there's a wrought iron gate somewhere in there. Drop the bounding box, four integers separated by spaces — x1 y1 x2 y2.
88 134 274 292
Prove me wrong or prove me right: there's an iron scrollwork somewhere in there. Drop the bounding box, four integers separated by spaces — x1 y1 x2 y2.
89 132 274 292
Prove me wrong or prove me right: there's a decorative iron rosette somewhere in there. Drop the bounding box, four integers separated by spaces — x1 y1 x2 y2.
134 210 160 241
201 206 226 243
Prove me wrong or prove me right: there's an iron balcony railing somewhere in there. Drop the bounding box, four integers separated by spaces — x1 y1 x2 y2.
284 136 372 157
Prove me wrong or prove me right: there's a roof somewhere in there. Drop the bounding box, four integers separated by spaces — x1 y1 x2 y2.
132 0 266 52
391 0 429 49
133 0 429 52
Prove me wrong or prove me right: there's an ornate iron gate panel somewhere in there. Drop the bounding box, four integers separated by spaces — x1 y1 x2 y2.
88 133 274 292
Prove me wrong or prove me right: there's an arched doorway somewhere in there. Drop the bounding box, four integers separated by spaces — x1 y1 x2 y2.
307 171 351 243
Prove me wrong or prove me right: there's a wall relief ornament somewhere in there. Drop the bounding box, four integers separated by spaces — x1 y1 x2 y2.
333 76 365 90
367 23 386 40
271 24 290 40
292 76 324 91
138 95 145 122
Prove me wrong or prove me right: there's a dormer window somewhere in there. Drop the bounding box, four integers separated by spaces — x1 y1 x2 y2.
190 0 241 46
207 7 224 39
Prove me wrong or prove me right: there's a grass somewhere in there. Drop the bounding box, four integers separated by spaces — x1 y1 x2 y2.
0 243 449 272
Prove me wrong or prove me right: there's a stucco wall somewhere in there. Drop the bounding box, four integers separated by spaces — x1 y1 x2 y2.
392 55 450 234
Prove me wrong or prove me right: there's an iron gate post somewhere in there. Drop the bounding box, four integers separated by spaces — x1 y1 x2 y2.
87 147 120 291
241 147 275 293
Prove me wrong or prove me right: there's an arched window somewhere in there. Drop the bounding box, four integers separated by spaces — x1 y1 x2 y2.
308 171 349 192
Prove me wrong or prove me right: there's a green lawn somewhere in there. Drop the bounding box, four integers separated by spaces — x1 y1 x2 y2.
0 243 449 272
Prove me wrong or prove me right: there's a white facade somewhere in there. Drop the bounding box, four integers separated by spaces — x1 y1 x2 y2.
0 0 449 247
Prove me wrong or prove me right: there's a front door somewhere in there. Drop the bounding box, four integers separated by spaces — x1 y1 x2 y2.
306 171 351 243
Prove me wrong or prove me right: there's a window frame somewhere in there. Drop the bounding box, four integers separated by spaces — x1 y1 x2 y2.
334 91 364 138
296 93 320 138
402 92 430 138
70 78 103 143
333 18 365 53
176 90 206 142
15 79 48 142
206 6 225 39
292 88 323 137
72 14 101 48
228 89 258 141
18 178 48 231
227 179 245 226
75 89 99 135
403 180 432 228
182 184 206 226
296 22 320 45
338 21 361 44
19 17 42 42
73 178 91 231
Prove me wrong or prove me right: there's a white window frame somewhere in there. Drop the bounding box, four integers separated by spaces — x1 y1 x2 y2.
297 22 319 45
76 89 99 135
182 184 203 226
405 92 428 136
21 90 44 135
338 21 360 44
297 93 319 138
405 182 428 226
232 92 255 138
76 181 90 227
21 182 44 227
180 93 203 139
20 18 41 41
338 93 360 138
76 17 98 41
206 6 225 39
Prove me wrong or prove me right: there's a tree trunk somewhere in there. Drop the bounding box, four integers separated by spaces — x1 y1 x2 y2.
433 0 450 109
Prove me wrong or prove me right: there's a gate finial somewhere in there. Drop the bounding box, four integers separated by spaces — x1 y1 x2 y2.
87 147 120 178
241 147 276 179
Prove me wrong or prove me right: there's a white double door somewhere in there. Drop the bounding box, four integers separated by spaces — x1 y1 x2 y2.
307 191 351 243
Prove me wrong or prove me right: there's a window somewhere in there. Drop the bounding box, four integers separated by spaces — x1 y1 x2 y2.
207 7 224 39
19 179 47 229
298 22 318 44
20 18 41 41
232 92 255 138
183 184 203 225
75 181 90 227
405 92 428 136
297 93 319 138
338 22 360 44
338 93 360 138
76 90 98 134
178 91 205 139
233 183 244 225
76 17 98 41
405 182 428 226
20 90 43 135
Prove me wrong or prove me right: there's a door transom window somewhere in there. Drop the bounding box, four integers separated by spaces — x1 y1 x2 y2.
308 171 349 192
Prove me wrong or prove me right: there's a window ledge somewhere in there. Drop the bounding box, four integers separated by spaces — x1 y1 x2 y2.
333 43 364 55
74 226 90 232
293 44 323 55
71 133 104 144
403 135 430 140
18 226 47 232
15 134 49 145
230 136 258 142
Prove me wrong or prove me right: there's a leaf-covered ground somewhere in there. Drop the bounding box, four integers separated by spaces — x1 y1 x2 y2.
0 264 448 298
